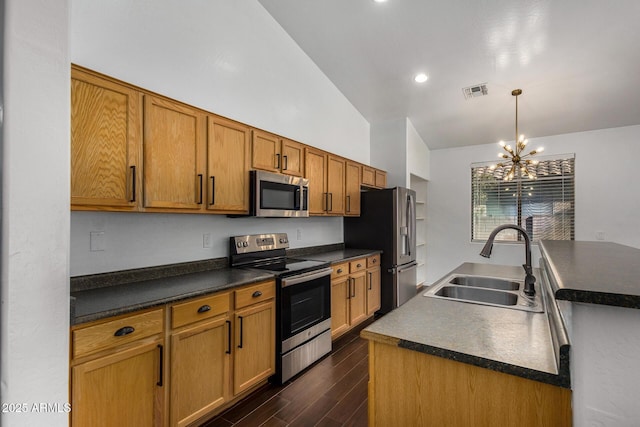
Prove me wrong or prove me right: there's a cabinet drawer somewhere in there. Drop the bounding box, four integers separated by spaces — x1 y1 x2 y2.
332 262 349 279
171 292 230 329
349 258 366 273
72 309 163 359
235 281 275 310
367 254 380 268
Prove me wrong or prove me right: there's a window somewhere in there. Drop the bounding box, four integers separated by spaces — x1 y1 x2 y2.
471 154 575 242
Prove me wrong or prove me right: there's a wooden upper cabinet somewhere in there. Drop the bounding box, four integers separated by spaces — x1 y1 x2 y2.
362 166 376 187
143 95 206 210
304 147 328 215
375 170 387 188
252 130 304 176
280 138 304 177
71 66 142 211
326 155 345 215
345 161 361 216
251 129 280 173
207 116 251 213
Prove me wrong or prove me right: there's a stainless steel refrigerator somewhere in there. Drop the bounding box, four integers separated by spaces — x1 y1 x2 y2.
344 187 417 313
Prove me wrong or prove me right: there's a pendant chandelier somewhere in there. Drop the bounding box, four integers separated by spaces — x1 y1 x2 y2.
492 89 544 181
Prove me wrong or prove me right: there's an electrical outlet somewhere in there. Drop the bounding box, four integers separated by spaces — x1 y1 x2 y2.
90 231 105 252
203 233 212 248
297 228 302 240
595 231 605 241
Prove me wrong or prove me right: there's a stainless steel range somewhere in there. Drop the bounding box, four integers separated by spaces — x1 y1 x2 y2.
230 233 332 384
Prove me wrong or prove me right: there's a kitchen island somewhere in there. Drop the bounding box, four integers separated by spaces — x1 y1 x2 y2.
361 262 572 427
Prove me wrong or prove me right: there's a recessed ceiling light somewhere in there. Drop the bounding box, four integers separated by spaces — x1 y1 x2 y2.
414 73 428 83
374 0 388 2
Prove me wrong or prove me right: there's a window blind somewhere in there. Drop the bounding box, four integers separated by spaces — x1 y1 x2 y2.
471 154 575 242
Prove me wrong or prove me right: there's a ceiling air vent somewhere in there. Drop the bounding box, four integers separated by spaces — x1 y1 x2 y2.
462 83 488 100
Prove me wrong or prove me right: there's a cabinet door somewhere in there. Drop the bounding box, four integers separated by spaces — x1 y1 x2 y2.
331 277 350 339
144 95 206 210
171 317 231 427
280 138 304 177
349 272 368 326
367 267 381 316
326 155 345 215
71 340 163 427
345 161 361 216
207 116 250 213
233 300 275 395
304 147 328 215
361 166 375 187
251 129 280 173
71 68 142 210
375 170 387 188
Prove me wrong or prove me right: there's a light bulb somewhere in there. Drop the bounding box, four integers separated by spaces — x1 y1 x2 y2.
499 141 506 147
528 192 532 196
414 73 428 83
519 134 525 142
489 164 496 170
523 139 528 146
537 147 545 153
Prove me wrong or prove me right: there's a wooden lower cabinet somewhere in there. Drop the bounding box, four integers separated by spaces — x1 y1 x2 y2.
70 308 165 427
366 266 381 316
170 316 230 427
233 300 276 395
367 340 572 427
331 257 378 339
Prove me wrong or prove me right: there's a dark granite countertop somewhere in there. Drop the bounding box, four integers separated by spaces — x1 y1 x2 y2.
71 268 274 325
303 248 381 264
70 245 379 326
539 240 640 309
362 263 571 388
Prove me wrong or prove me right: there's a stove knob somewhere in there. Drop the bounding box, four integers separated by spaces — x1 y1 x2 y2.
236 242 242 248
242 241 248 247
279 238 285 243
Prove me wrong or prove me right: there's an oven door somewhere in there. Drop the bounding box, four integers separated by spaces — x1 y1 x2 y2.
253 170 309 217
280 267 332 352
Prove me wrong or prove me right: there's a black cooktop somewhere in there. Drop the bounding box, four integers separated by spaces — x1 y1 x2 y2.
248 258 329 277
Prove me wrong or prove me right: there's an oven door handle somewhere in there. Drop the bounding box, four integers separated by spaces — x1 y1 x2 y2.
281 267 333 288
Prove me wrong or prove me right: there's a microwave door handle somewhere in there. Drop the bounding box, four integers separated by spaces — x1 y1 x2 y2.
294 187 301 210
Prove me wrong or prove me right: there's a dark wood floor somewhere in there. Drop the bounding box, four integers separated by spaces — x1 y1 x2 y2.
201 319 374 427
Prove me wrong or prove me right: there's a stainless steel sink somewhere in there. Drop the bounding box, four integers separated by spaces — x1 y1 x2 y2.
423 274 544 313
448 275 519 291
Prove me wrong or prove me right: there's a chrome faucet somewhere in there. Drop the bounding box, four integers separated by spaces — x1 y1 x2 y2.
479 224 536 296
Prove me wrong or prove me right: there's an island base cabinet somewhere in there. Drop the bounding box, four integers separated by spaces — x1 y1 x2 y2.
367 341 572 427
71 340 163 427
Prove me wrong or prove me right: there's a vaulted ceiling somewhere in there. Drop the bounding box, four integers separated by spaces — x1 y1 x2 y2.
259 0 640 149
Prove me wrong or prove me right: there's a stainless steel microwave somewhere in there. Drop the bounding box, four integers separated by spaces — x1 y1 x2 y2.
251 170 309 217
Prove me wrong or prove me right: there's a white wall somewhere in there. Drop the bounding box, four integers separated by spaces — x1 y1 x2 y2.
407 119 431 181
570 303 640 426
71 213 342 276
1 0 70 425
426 125 640 284
70 0 371 275
371 117 430 187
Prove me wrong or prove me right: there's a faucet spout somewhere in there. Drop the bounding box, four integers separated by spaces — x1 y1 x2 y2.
478 224 536 296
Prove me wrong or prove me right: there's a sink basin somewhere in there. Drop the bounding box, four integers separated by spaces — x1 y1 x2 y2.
449 275 519 291
423 274 544 313
435 286 518 306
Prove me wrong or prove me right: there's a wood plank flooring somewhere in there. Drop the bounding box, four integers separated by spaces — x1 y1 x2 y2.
201 319 374 427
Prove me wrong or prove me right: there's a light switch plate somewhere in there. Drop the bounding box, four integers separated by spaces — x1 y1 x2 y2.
90 231 105 251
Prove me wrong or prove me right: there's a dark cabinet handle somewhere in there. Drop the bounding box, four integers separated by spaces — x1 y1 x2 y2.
209 176 215 205
114 326 135 337
225 320 231 354
357 263 362 268
157 344 164 387
368 272 373 290
337 268 343 274
238 316 244 348
346 195 351 213
197 305 211 314
130 166 136 202
275 153 281 169
197 174 203 204
252 291 263 298
372 258 377 264
283 155 288 170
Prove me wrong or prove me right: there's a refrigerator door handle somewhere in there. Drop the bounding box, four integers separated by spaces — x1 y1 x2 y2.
406 193 413 257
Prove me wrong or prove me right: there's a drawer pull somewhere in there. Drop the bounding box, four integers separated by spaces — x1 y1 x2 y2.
337 268 343 274
197 305 211 314
157 344 164 387
238 316 244 349
372 258 377 264
357 263 362 268
252 290 263 298
226 320 232 354
114 326 135 337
